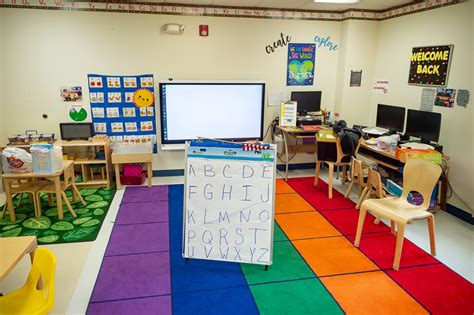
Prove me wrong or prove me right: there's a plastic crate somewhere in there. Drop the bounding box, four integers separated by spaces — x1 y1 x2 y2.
120 171 146 185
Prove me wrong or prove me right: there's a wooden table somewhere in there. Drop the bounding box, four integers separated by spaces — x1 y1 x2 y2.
3 140 112 188
2 160 73 221
0 236 37 282
112 152 153 189
358 141 449 211
277 125 331 181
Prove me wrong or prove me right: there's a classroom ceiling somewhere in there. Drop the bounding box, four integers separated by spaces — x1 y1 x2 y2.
150 0 418 11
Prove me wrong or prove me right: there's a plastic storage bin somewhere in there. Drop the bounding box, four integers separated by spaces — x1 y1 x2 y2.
120 171 146 185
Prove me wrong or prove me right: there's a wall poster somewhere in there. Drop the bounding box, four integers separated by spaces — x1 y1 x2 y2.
287 43 316 86
408 45 453 86
434 88 456 108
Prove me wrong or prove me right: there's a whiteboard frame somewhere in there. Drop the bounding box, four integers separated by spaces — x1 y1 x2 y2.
182 141 277 266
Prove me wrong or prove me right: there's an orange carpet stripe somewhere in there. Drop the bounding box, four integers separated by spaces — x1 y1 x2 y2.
275 212 341 240
292 236 379 277
274 193 315 214
275 179 296 194
321 271 429 315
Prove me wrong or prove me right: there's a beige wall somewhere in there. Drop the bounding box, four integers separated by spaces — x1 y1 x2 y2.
335 20 379 126
371 2 473 213
0 8 341 169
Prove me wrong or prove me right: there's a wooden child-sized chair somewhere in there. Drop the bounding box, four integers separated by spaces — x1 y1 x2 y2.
354 159 441 270
355 167 386 209
1 179 46 221
314 130 351 199
0 248 56 314
345 158 369 198
36 162 86 219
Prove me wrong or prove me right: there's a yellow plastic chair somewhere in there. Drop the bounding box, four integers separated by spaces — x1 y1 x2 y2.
0 248 56 314
354 159 441 270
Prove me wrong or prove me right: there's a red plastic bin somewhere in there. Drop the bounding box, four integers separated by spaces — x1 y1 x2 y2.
120 171 146 185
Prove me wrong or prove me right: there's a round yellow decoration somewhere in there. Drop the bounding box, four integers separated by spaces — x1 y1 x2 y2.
133 89 154 107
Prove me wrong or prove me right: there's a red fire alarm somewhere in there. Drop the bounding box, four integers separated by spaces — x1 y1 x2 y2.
199 25 209 37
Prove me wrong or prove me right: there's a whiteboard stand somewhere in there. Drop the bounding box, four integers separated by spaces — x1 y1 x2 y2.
182 139 276 269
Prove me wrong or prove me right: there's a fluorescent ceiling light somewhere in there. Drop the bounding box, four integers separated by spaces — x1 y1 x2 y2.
314 0 360 3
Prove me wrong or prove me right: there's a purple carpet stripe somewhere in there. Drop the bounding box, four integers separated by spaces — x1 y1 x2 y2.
105 222 170 256
90 252 171 302
88 185 171 313
88 295 172 315
115 201 169 225
122 185 169 203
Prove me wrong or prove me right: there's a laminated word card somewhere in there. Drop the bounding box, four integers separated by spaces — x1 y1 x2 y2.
183 140 276 266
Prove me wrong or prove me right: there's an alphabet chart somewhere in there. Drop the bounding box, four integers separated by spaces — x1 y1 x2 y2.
88 73 157 152
183 140 276 266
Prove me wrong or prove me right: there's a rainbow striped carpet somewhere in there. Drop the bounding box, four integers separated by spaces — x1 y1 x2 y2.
87 179 473 314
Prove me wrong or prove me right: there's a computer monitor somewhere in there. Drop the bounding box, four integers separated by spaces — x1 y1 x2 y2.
405 109 441 143
291 91 322 115
60 123 94 140
376 104 405 132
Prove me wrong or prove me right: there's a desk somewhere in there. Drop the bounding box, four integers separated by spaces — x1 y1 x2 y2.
112 152 153 189
358 141 448 211
278 126 330 180
0 236 37 282
2 160 73 221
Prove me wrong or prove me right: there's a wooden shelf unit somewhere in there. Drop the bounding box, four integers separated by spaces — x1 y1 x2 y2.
56 140 112 189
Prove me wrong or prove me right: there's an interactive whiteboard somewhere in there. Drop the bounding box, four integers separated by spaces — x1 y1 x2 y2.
159 82 265 145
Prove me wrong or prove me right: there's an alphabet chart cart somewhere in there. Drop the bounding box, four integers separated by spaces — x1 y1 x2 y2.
183 140 276 267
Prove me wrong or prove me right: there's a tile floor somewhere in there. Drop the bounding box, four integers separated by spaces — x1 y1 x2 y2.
0 168 472 314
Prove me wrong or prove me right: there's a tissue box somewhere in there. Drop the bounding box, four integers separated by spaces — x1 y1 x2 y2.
396 147 442 164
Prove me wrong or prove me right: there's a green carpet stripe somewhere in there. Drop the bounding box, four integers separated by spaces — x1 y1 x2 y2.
250 278 344 315
241 222 343 314
241 241 314 285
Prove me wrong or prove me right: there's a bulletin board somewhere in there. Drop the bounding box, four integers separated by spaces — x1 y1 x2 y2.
183 140 276 266
88 74 157 152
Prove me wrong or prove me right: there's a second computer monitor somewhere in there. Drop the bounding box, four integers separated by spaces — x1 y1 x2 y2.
405 109 441 143
376 104 405 132
291 91 322 115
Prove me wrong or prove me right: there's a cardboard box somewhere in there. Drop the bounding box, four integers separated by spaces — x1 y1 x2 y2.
396 147 442 164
